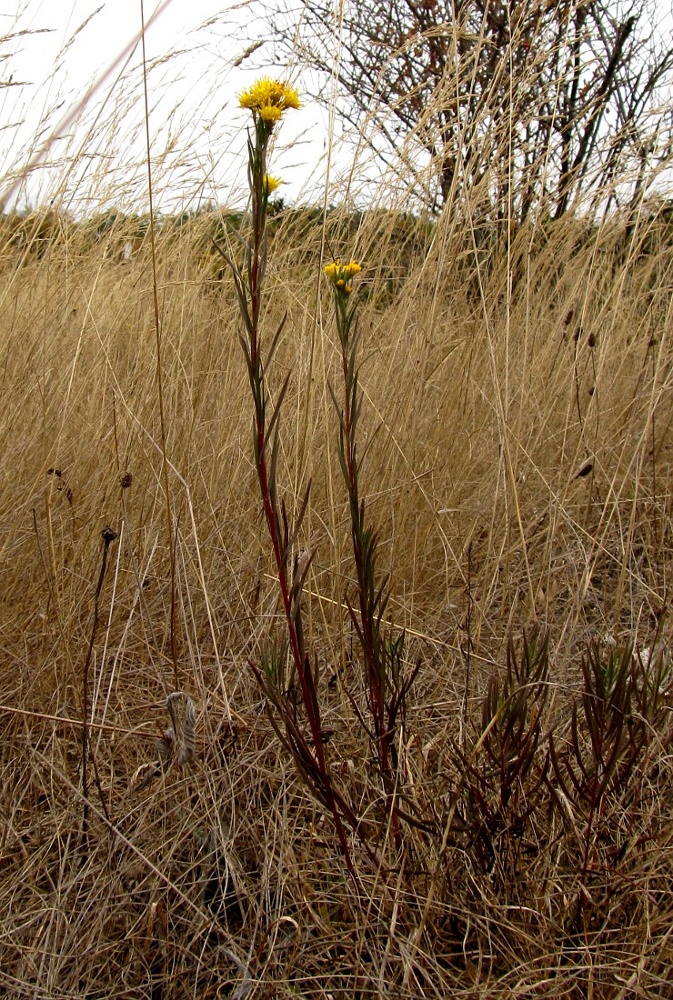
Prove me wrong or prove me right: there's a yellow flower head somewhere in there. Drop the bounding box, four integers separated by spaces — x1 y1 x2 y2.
239 78 300 127
260 105 283 125
263 174 283 195
324 259 362 292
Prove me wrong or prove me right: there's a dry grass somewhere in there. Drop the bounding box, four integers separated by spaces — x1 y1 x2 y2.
1 197 673 998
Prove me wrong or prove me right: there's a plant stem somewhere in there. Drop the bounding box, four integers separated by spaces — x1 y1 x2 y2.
81 526 117 853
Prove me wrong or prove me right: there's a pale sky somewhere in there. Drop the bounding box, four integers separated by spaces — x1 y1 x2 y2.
1 0 338 213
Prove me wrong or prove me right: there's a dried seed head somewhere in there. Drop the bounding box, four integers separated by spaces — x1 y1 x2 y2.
167 691 196 765
156 729 175 764
119 471 133 489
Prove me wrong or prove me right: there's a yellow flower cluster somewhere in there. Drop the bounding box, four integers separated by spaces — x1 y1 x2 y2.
239 78 300 126
323 259 362 294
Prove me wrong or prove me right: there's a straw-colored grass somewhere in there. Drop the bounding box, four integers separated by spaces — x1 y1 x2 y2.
0 198 672 997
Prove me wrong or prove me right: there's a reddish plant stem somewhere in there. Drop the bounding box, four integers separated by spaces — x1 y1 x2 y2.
337 325 401 850
244 128 359 882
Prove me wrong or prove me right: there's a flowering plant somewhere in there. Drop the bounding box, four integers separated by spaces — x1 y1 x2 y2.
218 79 366 885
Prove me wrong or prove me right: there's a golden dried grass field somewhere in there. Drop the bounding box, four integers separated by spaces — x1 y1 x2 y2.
1 200 673 997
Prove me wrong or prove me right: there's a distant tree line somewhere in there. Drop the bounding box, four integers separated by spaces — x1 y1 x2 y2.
4 193 673 276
